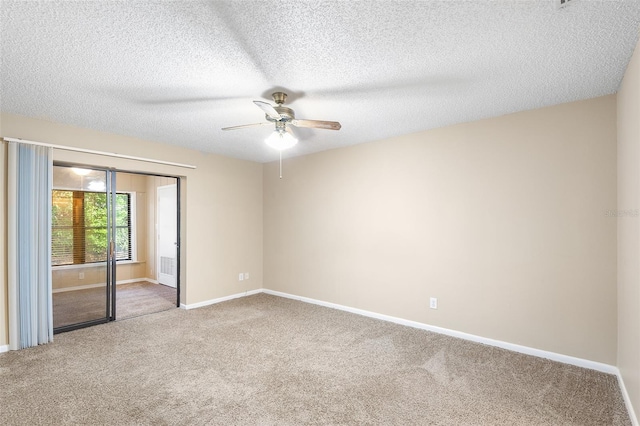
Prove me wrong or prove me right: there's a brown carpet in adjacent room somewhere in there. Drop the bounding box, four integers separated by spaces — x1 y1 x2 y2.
52 281 177 328
1 293 631 425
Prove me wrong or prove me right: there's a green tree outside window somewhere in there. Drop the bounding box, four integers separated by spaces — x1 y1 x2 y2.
52 190 131 266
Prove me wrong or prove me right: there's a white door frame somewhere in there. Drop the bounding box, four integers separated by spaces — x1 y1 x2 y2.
156 184 177 287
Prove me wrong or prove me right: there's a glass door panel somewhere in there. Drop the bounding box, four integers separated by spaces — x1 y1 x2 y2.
52 165 114 331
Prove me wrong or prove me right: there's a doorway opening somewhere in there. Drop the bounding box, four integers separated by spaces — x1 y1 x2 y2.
51 165 180 332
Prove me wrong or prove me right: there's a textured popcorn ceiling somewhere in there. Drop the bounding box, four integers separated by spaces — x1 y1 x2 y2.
1 1 639 163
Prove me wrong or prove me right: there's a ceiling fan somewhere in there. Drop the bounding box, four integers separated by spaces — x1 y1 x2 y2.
222 92 341 151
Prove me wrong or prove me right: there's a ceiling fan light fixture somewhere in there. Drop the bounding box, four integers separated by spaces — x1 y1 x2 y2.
265 129 298 150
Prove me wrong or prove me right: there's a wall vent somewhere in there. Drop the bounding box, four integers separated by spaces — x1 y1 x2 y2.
160 256 174 275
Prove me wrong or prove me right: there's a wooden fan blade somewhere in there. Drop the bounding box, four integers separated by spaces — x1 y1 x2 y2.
221 122 271 131
253 101 281 120
291 119 341 130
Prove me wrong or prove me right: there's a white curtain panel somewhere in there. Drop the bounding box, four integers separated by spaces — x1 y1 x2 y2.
7 142 54 350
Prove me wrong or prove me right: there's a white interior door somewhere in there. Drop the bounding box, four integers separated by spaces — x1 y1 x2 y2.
157 184 177 287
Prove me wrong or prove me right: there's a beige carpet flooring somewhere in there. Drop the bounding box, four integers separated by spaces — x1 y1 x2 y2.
53 281 177 328
1 293 631 425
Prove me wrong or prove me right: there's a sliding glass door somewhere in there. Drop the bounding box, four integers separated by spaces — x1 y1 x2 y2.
51 165 117 332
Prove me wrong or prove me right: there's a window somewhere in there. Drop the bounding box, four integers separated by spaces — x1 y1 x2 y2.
51 190 133 266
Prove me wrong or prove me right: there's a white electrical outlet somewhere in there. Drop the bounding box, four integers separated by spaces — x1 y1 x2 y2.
79 272 85 280
430 297 438 309
244 272 249 280
238 273 244 281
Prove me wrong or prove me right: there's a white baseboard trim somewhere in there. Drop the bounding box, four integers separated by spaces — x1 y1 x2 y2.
261 288 618 375
617 370 639 426
180 289 262 310
52 278 159 293
53 282 106 293
0 344 9 354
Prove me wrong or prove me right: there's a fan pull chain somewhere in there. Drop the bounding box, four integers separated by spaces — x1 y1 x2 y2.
279 151 282 179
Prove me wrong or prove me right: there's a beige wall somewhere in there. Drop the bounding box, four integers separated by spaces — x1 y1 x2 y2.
264 95 618 364
0 113 264 346
617 36 640 419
